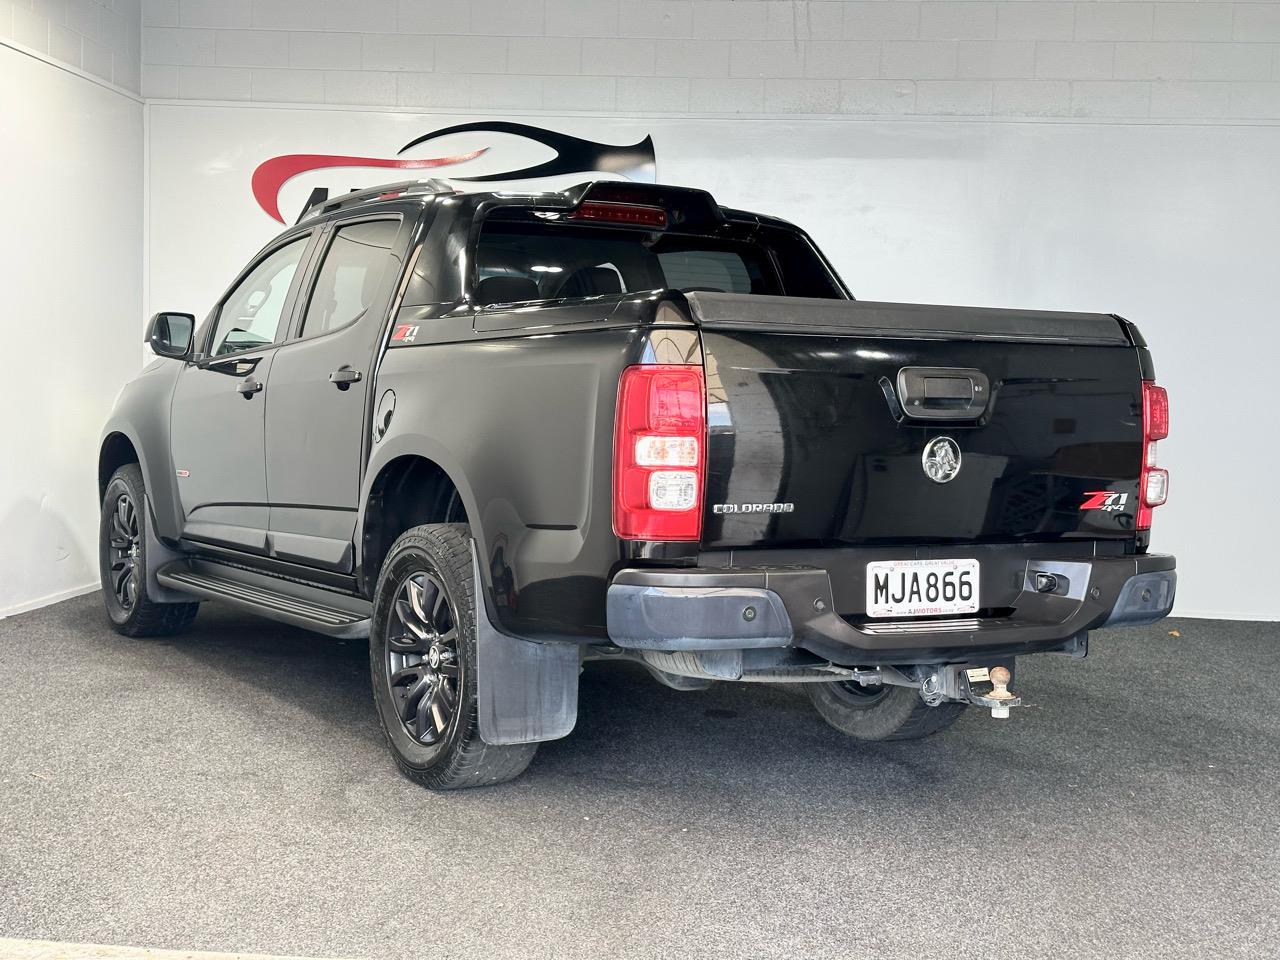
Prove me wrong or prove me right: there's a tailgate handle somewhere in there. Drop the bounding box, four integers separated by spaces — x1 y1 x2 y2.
896 367 990 421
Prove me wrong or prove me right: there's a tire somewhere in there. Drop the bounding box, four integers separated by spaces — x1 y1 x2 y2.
806 679 966 741
99 463 200 637
369 523 537 790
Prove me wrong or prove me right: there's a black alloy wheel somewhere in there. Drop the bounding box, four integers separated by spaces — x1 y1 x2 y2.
106 492 142 610
99 462 199 637
386 571 462 746
369 523 538 790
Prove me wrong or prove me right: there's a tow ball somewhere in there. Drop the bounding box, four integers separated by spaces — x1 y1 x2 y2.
967 665 1021 719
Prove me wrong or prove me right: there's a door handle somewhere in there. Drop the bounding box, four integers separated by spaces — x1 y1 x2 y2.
237 376 264 398
328 366 363 391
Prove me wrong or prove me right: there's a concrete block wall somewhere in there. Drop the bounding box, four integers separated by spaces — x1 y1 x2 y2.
1 0 142 91
134 1 1280 119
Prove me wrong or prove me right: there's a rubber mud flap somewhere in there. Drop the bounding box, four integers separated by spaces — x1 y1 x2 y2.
473 548 579 746
143 495 199 605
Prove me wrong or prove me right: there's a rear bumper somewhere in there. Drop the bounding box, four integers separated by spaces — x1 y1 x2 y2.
607 552 1175 665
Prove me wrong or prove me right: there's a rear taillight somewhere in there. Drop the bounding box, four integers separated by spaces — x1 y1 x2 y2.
613 364 706 541
1138 381 1169 530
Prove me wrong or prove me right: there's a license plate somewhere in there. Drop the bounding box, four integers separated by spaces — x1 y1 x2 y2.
865 559 979 619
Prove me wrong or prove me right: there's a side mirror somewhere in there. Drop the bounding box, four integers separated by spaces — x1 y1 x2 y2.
146 312 195 359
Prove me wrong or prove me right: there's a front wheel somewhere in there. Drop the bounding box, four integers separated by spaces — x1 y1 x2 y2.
806 679 965 741
99 463 199 637
369 523 537 790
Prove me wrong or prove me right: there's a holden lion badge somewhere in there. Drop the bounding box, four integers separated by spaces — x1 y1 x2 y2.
922 437 962 484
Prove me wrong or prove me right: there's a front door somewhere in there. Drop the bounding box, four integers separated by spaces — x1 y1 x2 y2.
170 234 312 553
265 216 406 570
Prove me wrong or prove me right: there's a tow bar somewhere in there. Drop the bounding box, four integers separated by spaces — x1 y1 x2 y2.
970 665 1019 718
846 662 1023 719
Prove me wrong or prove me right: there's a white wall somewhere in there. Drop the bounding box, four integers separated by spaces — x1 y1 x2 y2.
0 43 144 616
147 104 1280 620
1 0 142 92
140 0 1280 121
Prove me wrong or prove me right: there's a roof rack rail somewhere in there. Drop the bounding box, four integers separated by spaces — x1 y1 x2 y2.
300 179 458 221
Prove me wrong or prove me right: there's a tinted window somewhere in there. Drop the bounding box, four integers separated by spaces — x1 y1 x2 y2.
472 220 842 306
211 237 308 356
656 249 754 293
301 219 401 337
761 225 845 299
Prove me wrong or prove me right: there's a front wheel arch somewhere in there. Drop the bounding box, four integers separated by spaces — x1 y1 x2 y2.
98 431 139 502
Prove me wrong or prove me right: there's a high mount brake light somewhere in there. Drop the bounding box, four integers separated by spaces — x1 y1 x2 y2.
1138 381 1169 531
570 201 667 229
613 365 706 541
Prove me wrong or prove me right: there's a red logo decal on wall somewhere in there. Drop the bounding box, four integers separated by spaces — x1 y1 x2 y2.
250 150 487 223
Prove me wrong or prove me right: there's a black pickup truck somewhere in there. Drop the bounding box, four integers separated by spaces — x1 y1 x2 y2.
99 179 1175 789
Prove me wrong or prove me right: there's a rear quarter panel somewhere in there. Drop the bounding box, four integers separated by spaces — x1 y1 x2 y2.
366 307 647 639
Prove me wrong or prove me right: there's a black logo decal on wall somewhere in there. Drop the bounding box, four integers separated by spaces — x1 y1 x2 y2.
398 121 656 184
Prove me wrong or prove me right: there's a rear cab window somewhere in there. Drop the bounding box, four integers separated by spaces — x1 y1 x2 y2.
466 209 846 308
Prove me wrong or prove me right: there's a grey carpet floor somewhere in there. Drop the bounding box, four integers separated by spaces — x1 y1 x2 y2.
1 593 1276 959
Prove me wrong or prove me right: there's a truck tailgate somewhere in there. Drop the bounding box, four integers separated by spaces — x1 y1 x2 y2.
688 293 1144 549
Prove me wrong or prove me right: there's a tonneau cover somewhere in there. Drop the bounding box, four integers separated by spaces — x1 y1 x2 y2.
685 293 1130 345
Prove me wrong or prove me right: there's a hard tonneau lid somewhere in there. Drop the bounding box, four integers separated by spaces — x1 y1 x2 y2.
685 293 1131 345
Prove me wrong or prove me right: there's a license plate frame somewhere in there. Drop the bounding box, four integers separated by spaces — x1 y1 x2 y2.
865 558 980 619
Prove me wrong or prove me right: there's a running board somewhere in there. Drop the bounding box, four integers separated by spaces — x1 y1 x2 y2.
155 558 371 639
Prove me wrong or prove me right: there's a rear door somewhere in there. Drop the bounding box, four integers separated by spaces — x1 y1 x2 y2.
264 214 408 571
170 233 314 553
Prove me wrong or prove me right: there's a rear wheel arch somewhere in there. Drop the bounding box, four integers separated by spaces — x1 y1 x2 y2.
360 454 472 596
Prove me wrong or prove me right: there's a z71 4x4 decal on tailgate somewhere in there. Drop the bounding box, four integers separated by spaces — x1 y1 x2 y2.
1080 491 1128 512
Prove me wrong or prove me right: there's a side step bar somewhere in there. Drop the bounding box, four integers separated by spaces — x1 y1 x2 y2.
155 558 372 639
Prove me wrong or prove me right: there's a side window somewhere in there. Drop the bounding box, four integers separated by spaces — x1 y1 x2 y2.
300 219 401 337
211 237 309 357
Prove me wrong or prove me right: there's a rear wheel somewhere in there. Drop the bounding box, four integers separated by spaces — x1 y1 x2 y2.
99 464 199 637
369 523 537 790
806 679 965 741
